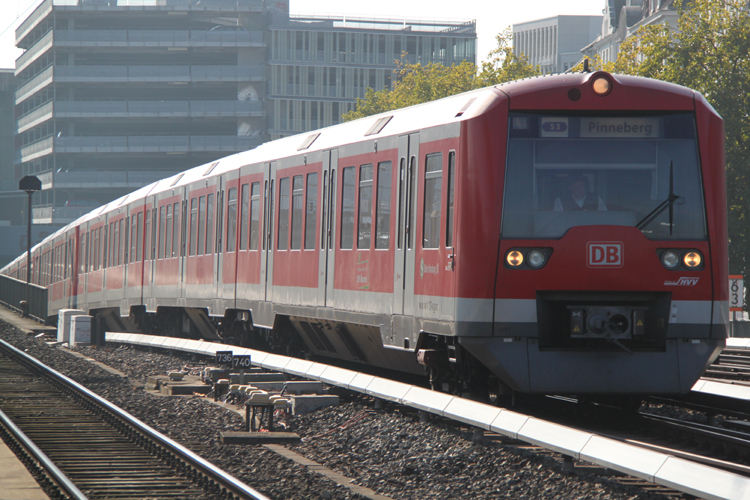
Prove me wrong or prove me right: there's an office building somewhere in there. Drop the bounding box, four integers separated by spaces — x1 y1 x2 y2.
512 15 602 74
11 0 476 226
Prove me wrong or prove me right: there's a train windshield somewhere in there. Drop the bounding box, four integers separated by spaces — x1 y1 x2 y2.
501 112 706 240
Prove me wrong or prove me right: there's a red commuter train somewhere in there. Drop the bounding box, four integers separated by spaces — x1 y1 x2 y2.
1 71 728 398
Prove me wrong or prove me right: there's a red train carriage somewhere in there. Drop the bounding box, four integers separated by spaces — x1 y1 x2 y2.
1 70 726 398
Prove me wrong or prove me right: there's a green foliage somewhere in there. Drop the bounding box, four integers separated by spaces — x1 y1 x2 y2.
342 27 539 121
611 0 750 275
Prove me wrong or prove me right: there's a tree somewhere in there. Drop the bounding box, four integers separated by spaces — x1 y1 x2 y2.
342 27 539 121
605 0 750 276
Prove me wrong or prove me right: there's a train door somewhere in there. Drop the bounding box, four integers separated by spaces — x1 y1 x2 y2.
179 189 188 300
145 195 158 309
394 133 419 316
261 162 277 301
317 150 338 307
221 174 242 311
213 177 224 309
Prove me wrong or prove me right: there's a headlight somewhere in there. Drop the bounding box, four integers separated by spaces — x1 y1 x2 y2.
592 77 612 95
662 251 680 269
528 250 546 268
684 251 702 268
506 250 524 267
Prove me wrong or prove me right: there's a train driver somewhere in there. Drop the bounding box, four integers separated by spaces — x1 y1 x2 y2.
553 174 607 212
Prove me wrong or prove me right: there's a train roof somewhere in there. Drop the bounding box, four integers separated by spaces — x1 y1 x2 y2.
4 71 705 272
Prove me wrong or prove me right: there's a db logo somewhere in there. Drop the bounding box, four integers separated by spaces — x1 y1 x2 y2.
587 242 623 268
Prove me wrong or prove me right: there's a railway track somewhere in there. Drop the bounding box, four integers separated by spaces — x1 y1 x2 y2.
0 337 268 500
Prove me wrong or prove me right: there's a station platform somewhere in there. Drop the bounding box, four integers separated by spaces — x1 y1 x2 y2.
0 308 51 500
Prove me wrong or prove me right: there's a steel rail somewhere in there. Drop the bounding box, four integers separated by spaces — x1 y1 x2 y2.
0 407 88 500
0 338 271 500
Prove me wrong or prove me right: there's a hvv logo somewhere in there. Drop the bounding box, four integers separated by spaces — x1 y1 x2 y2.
587 242 623 268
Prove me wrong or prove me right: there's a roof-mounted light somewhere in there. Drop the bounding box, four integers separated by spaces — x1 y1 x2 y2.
592 76 612 95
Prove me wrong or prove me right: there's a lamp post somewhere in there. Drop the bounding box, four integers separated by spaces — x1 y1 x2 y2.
19 175 41 318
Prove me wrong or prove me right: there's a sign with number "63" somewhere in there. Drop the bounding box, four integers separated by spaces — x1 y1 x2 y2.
730 275 744 312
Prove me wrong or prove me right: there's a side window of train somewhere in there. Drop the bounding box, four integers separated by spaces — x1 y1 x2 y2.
240 183 249 251
172 202 180 258
398 158 405 250
447 151 456 247
198 196 206 255
358 164 373 249
151 208 157 260
291 175 303 250
305 173 317 249
423 152 443 249
408 156 417 250
250 182 260 250
278 177 290 250
136 211 143 262
159 206 166 259
145 212 151 262
124 217 129 264
164 206 171 259
340 167 355 249
226 187 238 253
103 224 108 268
206 193 214 255
189 198 198 256
375 161 392 249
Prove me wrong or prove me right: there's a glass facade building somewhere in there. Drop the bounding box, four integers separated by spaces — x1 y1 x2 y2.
268 16 476 139
11 0 476 225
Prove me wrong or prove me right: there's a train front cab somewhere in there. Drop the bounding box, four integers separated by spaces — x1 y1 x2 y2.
461 73 727 395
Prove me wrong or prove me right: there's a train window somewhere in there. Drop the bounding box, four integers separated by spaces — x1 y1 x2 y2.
423 153 442 249
124 217 130 264
108 222 114 266
240 184 249 251
250 182 260 250
103 224 108 268
340 167 355 249
446 152 456 247
502 112 707 240
136 212 143 262
328 169 336 249
408 156 417 249
131 218 137 264
151 208 157 260
198 196 206 255
226 187 238 253
165 206 172 259
397 159 405 250
181 201 188 257
94 228 100 271
172 202 180 257
159 206 166 259
358 164 373 249
268 180 274 250
116 220 121 266
375 161 392 249
291 175 304 250
321 172 328 250
278 178 290 250
189 198 198 256
206 193 214 254
145 213 152 262
305 173 318 249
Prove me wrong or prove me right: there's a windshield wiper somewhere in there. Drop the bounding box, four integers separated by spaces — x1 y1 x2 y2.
636 161 685 236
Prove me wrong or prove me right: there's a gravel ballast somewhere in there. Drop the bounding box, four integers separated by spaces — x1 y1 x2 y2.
0 319 675 500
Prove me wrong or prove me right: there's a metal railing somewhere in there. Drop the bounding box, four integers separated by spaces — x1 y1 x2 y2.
0 275 48 323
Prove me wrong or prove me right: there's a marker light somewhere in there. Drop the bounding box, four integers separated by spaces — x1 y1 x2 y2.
592 77 611 95
662 251 680 269
684 251 702 268
528 250 546 268
506 250 524 267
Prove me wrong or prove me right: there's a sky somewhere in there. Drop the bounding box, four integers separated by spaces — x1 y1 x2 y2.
0 0 605 69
